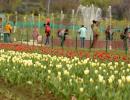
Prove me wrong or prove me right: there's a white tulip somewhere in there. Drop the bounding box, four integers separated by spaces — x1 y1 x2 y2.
48 70 51 74
128 64 130 68
84 69 89 75
121 76 126 82
80 87 84 93
90 78 94 83
95 70 98 74
64 70 69 76
98 75 104 83
126 76 130 83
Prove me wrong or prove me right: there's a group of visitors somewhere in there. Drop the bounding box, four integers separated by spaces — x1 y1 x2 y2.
32 18 69 47
2 19 130 50
78 20 100 48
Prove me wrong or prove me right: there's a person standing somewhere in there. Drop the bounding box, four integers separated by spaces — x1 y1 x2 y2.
90 20 100 48
32 26 39 42
4 22 12 43
44 23 51 45
78 25 87 48
105 25 113 41
58 29 69 48
121 26 129 50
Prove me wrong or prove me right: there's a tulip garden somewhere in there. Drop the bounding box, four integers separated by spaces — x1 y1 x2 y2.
0 43 130 100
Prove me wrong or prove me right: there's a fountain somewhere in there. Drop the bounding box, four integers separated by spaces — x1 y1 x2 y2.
47 0 51 15
38 14 41 28
60 10 64 28
76 4 102 40
71 9 75 37
14 11 17 33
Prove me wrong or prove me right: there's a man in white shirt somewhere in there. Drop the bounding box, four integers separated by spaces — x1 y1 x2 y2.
78 25 87 48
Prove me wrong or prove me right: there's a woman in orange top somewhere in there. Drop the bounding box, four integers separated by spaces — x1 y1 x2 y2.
4 23 12 43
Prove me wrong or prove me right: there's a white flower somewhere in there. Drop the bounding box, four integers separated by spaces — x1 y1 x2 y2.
79 87 84 93
108 75 115 83
95 59 98 62
95 86 98 90
98 75 104 83
103 69 106 73
108 62 112 66
121 62 125 66
35 61 42 67
27 81 32 85
84 69 89 75
128 64 130 68
110 75 115 80
95 70 98 74
126 76 130 83
96 62 100 66
99 67 102 70
5 68 8 71
110 66 114 70
64 70 69 76
90 78 94 83
118 79 123 87
58 72 61 76
13 66 15 69
121 76 126 82
115 62 118 66
101 63 106 67
48 70 51 74
48 76 50 79
114 70 118 74
79 78 84 83
102 80 106 84
108 78 113 84
127 69 130 72
43 66 46 69
92 62 96 67
40 65 43 68
69 79 72 84
56 64 62 69
122 70 125 73
71 75 75 78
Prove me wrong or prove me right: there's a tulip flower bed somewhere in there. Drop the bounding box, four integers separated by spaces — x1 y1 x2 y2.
0 43 130 63
0 44 130 99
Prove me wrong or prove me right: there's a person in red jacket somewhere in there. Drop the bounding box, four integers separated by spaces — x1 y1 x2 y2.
44 23 51 45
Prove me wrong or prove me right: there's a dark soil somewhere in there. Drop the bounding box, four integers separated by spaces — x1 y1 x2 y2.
0 77 58 100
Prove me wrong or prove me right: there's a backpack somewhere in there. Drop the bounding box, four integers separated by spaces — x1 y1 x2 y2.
57 29 61 37
58 29 65 37
120 33 126 40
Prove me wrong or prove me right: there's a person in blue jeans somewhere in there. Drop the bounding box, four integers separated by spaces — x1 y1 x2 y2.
78 25 87 48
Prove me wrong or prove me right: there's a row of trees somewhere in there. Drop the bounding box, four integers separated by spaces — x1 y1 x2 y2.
0 0 130 20
0 0 79 14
